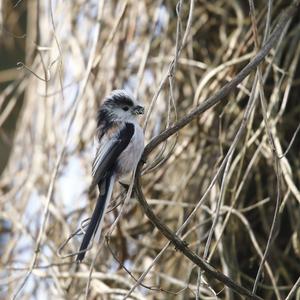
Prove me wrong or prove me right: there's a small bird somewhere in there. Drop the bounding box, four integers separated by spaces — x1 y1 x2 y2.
76 90 144 262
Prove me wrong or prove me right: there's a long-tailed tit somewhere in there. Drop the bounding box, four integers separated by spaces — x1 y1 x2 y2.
76 90 144 262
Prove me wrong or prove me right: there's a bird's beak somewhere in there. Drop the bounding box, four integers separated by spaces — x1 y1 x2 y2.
133 105 144 115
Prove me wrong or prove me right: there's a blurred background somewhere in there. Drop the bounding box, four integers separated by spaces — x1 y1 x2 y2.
0 0 299 299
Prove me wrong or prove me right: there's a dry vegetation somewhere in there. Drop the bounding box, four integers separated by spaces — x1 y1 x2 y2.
0 0 300 299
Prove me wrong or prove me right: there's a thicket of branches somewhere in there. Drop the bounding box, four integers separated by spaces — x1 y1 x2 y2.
1 0 300 299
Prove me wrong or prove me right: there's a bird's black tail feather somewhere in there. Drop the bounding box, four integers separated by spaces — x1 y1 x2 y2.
76 174 114 262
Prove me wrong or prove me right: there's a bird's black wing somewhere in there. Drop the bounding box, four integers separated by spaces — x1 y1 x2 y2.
90 122 135 190
76 123 134 261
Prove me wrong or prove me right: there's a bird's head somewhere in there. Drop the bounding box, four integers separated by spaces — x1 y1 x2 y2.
101 90 144 122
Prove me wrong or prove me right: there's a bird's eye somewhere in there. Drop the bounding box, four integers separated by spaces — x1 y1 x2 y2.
122 106 129 111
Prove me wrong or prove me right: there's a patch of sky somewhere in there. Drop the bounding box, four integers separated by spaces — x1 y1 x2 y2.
58 153 87 210
154 5 169 37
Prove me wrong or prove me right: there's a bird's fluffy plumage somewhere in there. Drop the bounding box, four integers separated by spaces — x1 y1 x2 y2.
76 90 144 261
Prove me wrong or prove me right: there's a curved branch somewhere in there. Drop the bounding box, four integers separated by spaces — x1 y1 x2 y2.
134 163 263 300
142 1 299 159
134 2 299 300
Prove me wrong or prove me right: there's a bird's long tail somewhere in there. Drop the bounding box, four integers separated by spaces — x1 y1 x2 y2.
76 173 115 262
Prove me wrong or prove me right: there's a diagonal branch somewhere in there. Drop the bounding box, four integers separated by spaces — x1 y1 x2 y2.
142 1 299 159
134 166 263 300
134 2 299 299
